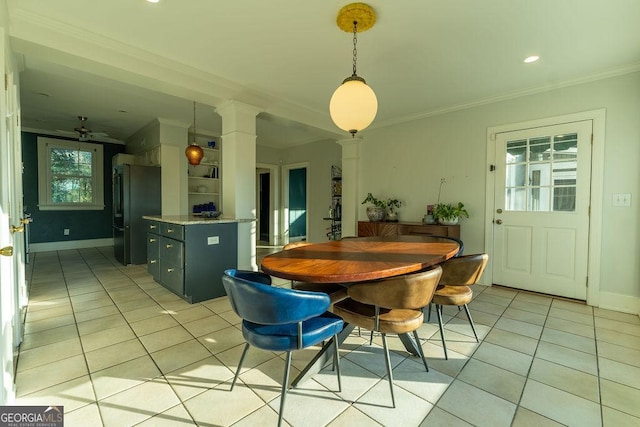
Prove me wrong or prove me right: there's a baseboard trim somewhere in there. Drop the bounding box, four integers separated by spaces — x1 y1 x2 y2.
598 291 640 316
30 238 114 253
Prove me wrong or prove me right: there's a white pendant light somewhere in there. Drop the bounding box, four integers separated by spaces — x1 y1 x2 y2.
329 3 377 137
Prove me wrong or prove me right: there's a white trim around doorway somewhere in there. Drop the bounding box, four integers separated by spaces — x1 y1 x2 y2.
484 109 605 308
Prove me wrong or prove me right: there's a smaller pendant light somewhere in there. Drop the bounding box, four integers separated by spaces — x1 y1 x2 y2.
185 101 204 165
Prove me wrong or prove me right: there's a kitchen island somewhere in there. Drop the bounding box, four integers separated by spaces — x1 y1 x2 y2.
143 215 253 303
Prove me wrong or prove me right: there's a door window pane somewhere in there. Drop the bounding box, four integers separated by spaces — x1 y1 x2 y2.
507 140 527 163
504 132 578 213
506 164 526 186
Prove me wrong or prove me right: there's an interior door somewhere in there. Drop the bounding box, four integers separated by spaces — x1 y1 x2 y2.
0 28 24 404
283 164 308 243
493 121 592 300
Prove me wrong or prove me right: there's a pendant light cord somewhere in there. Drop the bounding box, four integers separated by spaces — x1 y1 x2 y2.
352 21 358 77
192 101 197 144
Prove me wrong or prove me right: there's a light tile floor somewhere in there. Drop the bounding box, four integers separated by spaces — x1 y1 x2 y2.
12 247 640 426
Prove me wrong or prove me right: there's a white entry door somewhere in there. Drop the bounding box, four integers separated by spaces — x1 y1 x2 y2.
493 120 592 300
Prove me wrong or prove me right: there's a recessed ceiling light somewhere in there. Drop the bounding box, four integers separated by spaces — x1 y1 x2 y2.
33 91 50 97
524 55 540 63
146 0 160 3
118 109 129 113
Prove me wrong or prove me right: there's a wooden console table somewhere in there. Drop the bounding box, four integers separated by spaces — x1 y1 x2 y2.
358 221 460 239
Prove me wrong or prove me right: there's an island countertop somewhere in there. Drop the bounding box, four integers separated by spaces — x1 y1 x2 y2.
143 215 255 225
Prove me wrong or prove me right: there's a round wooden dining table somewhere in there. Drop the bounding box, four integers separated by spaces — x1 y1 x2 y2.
261 235 460 284
261 235 460 387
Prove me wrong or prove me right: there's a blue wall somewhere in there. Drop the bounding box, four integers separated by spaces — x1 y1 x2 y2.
21 132 125 244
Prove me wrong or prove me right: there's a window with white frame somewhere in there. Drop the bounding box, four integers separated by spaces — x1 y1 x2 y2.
37 137 105 210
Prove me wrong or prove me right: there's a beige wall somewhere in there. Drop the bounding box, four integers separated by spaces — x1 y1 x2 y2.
359 72 640 302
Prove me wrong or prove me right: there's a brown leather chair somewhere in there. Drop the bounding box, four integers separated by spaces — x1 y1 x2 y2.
332 266 442 407
283 242 347 305
432 253 488 360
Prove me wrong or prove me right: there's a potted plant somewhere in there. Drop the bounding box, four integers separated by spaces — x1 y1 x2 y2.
361 193 387 221
386 198 402 222
432 202 469 225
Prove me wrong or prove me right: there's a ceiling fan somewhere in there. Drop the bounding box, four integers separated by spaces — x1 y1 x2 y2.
58 116 109 141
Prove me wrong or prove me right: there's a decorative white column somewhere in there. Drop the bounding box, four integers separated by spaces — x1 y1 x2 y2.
338 137 362 237
216 100 262 271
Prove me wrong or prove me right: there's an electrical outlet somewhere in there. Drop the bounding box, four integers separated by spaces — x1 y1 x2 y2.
63 228 70 235
612 193 631 207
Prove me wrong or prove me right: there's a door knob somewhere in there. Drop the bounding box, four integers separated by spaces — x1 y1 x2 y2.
10 225 24 233
0 246 13 257
496 208 503 214
20 218 31 225
495 219 503 225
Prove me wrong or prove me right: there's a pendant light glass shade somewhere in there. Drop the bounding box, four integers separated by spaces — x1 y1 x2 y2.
185 143 204 165
185 101 204 165
330 77 378 135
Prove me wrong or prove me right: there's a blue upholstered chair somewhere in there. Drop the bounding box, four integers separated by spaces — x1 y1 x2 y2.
222 269 344 427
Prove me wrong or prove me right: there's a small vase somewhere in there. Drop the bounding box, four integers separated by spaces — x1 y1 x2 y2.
386 211 398 222
366 206 385 222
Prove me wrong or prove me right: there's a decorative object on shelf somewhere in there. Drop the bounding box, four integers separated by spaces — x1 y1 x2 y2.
197 185 207 193
430 177 469 225
386 198 402 222
201 210 222 219
361 192 387 222
207 140 216 148
432 202 469 225
185 101 204 165
329 3 378 137
193 202 217 214
423 204 436 224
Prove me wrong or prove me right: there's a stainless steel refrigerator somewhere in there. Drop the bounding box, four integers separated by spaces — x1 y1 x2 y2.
113 164 161 265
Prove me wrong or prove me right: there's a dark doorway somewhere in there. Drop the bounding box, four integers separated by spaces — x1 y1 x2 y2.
259 171 270 242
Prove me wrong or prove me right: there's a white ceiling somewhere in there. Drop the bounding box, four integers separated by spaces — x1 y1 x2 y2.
6 0 640 148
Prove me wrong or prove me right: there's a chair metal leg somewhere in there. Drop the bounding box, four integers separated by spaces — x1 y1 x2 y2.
333 334 342 392
369 330 374 345
231 343 250 390
412 330 429 372
427 303 432 322
278 352 293 427
381 333 396 408
463 304 480 342
435 304 448 360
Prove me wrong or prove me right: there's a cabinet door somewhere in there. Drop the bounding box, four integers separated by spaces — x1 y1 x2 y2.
161 223 185 240
160 236 184 267
147 233 160 279
159 236 185 295
357 221 398 236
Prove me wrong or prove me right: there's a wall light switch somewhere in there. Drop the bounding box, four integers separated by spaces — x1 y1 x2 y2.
63 228 70 235
612 193 631 207
207 236 219 245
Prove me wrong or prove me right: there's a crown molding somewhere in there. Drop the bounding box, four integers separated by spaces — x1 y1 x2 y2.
372 63 640 130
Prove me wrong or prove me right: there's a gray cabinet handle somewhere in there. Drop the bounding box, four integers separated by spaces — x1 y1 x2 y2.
166 244 172 248
150 259 157 264
149 238 157 243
